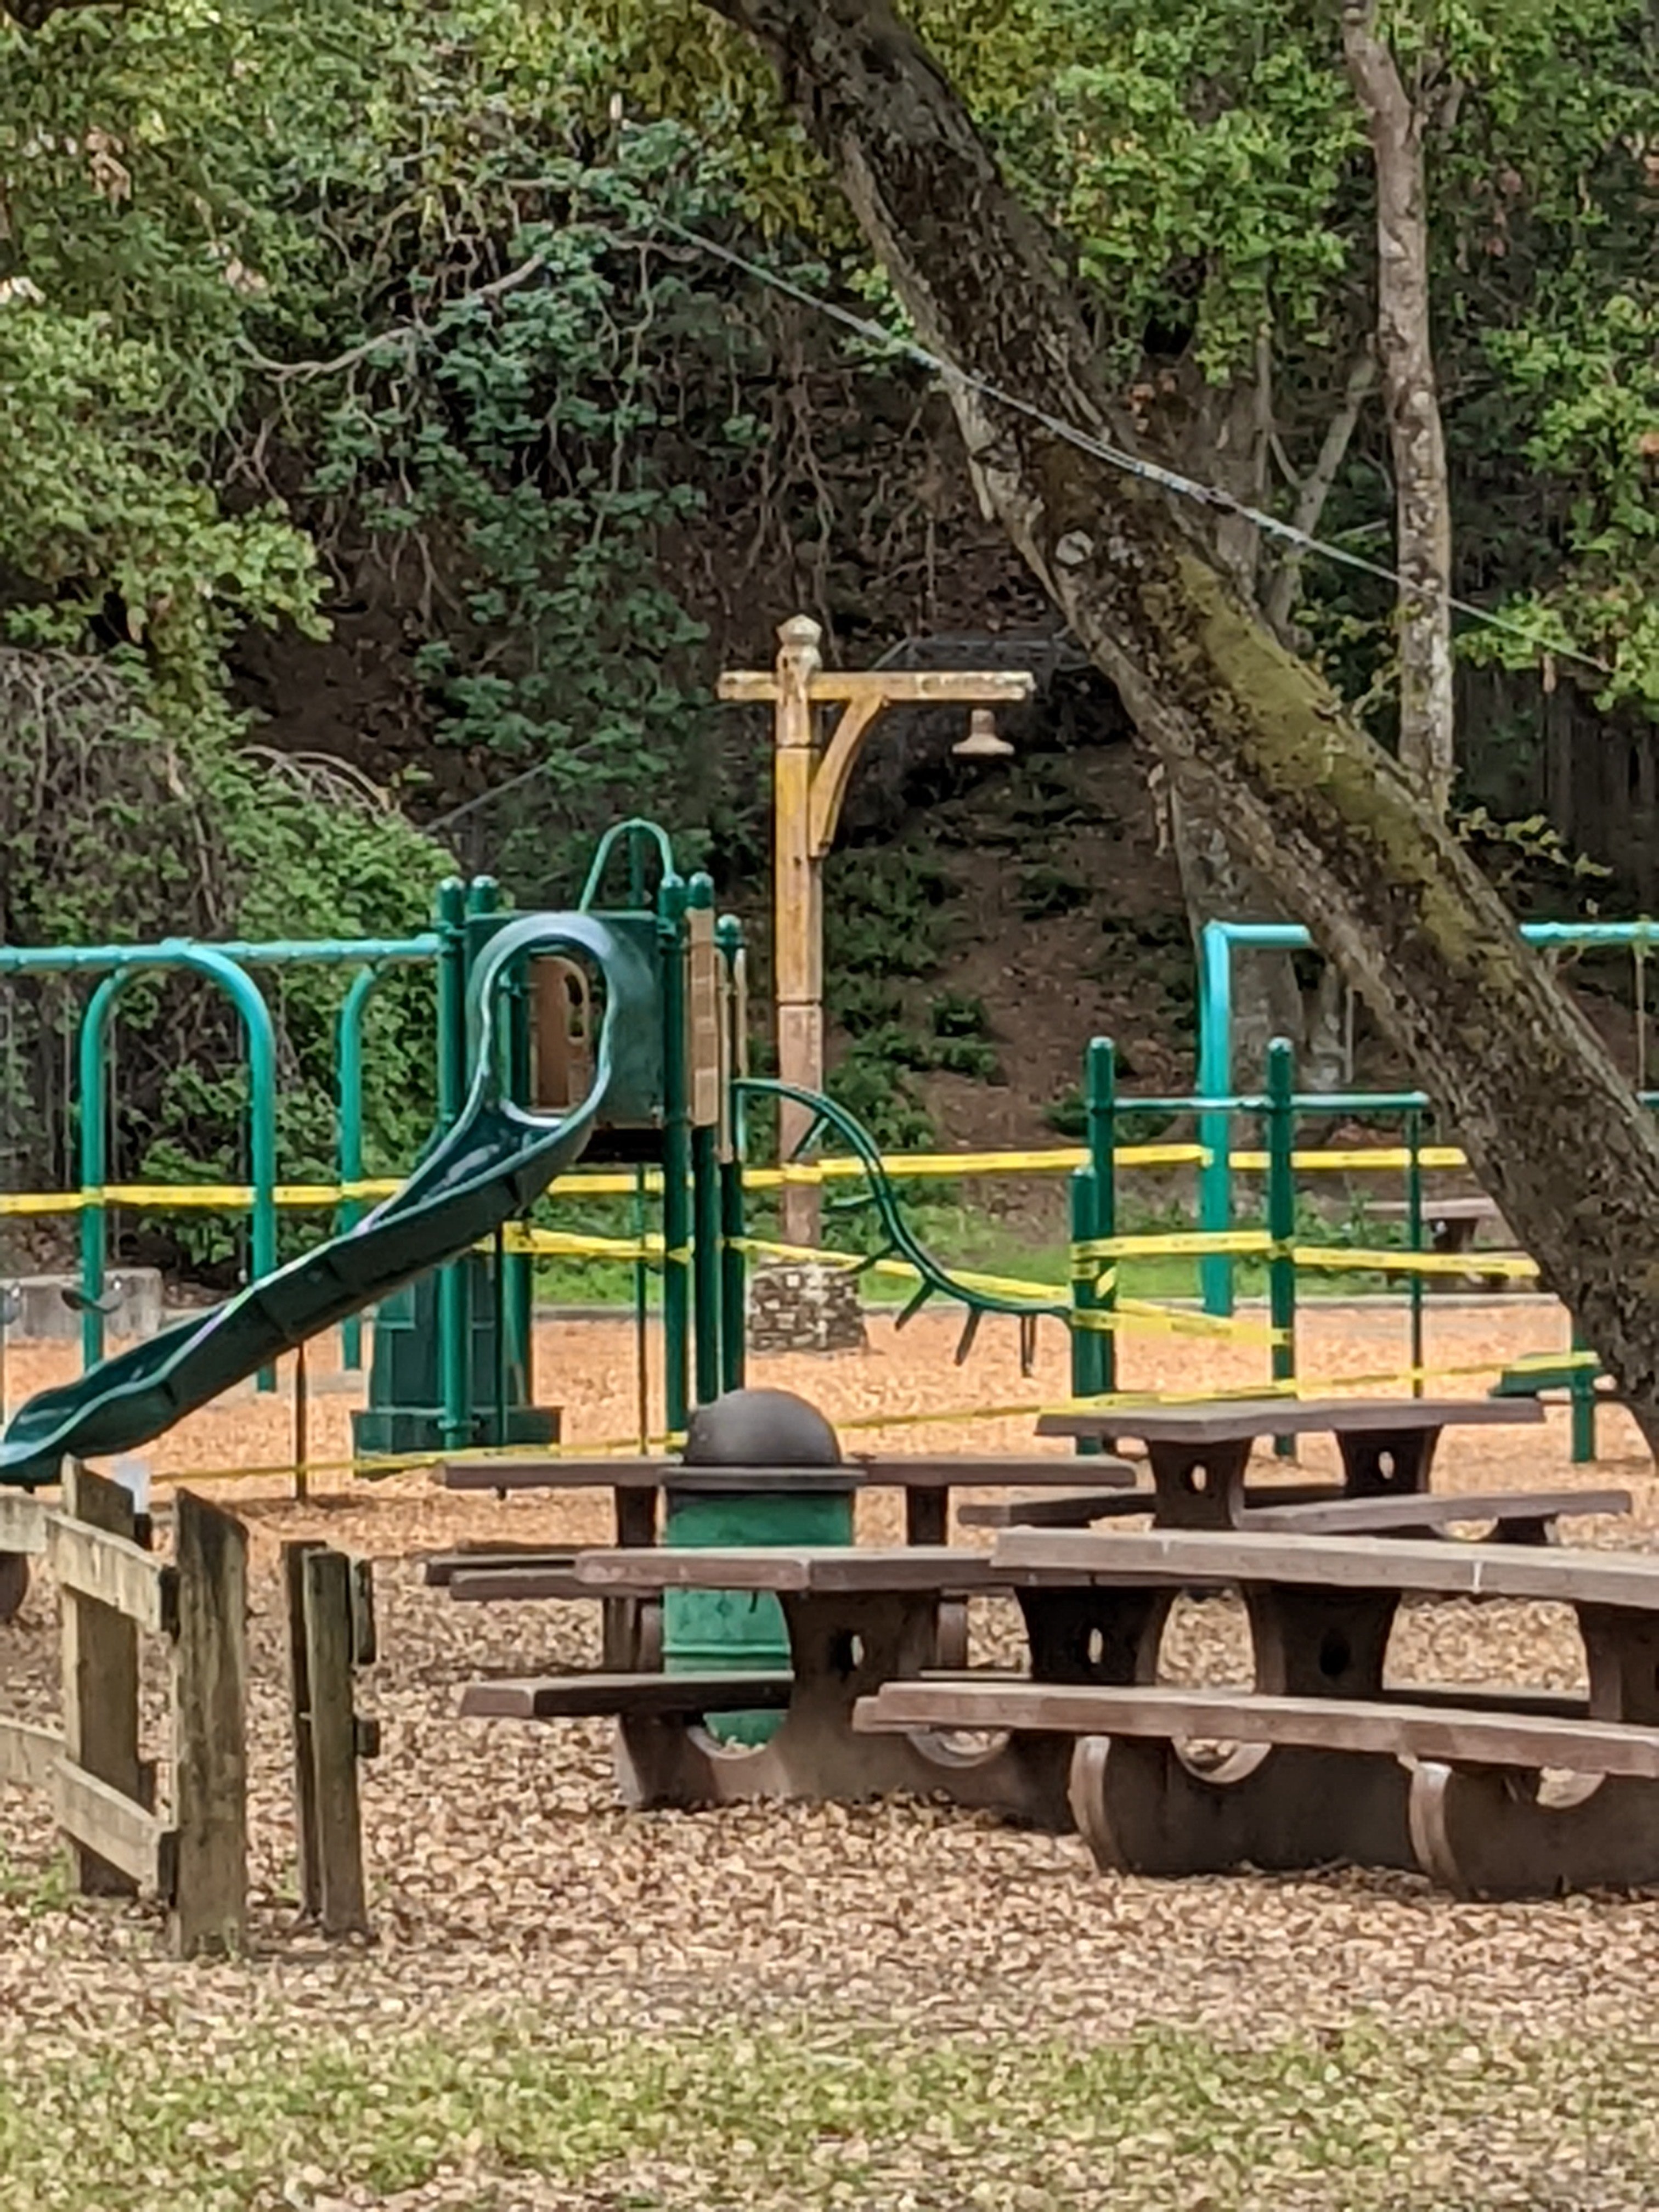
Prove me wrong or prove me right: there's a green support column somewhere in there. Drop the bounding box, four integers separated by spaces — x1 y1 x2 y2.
1264 1039 1297 1457
688 877 722 1409
503 921 535 1431
436 878 473 1453
658 874 691 1441
1068 1037 1116 1457
716 916 748 1397
1403 1103 1424 1399
1086 1036 1119 1401
336 963 382 1373
1570 1322 1597 1465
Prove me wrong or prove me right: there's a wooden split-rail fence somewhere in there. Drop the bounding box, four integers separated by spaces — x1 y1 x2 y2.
0 1467 376 1956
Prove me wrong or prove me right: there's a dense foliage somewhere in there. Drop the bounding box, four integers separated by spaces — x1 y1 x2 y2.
0 0 1655 1228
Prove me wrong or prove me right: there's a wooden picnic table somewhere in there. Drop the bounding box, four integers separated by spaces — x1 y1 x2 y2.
1033 1396 1547 1532
434 1452 1135 1545
463 1545 1079 1827
854 1525 1659 1898
456 1502 1628 1893
428 1450 1135 1669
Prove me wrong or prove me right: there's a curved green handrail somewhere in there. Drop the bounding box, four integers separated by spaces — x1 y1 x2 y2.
736 1077 1069 1358
579 817 679 912
77 946 279 1373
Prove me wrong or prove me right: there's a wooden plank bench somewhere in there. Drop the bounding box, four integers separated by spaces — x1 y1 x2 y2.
944 1527 1659 1897
461 1671 793 1720
956 1481 1623 1544
1369 1197 1523 1292
858 1680 1659 1780
1238 1486 1630 1544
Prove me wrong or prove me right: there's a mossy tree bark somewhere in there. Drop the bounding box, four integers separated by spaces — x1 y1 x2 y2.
701 0 1659 1447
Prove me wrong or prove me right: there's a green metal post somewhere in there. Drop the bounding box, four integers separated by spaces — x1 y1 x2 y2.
1068 1171 1103 1456
1404 1103 1424 1399
1264 1039 1297 1456
1570 1321 1596 1465
503 916 534 1424
492 1223 509 1448
658 874 691 1441
1069 1038 1116 1456
632 1164 652 1451
1086 1036 1119 1402
435 878 472 1453
687 877 722 1409
336 963 381 1372
717 916 748 1397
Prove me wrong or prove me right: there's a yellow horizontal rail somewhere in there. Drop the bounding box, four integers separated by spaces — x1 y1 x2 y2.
0 1142 1489 1217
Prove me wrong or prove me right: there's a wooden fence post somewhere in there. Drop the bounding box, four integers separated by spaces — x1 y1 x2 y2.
59 1463 146 1898
284 1541 375 1938
171 1490 247 1959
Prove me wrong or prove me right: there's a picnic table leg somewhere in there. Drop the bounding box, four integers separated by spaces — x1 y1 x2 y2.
602 1488 660 1671
1336 1427 1438 1499
903 1488 968 1668
1410 1603 1659 1897
1064 1578 1417 1878
613 1588 1073 1825
1144 1440 1254 1529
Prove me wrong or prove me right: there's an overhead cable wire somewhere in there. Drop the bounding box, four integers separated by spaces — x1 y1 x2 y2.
651 215 1606 677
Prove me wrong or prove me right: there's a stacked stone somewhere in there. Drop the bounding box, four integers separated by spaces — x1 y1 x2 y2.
746 1262 868 1354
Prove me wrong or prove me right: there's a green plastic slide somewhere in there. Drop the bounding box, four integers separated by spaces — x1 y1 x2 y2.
0 912 657 1491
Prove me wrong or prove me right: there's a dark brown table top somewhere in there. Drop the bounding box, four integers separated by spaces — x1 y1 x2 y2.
992 1525 1659 1610
1036 1396 1545 1446
570 1544 1058 1595
436 1453 1136 1494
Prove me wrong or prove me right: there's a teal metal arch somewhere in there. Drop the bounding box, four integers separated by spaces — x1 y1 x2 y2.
579 818 679 912
78 946 279 1382
1197 915 1659 1314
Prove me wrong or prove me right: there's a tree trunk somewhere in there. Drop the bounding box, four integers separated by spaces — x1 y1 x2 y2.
700 0 1659 1447
1342 1 1456 813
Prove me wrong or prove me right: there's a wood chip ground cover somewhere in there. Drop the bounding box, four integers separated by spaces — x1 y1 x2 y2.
2 1305 1658 2206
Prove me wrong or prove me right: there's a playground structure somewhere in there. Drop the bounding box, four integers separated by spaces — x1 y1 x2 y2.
0 812 1638 1509
1 806 1657 1927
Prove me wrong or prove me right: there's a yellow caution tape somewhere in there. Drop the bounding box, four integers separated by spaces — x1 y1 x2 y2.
1072 1229 1273 1262
503 1228 663 1263
1289 1243 1538 1279
1231 1147 1469 1173
1 1140 1489 1221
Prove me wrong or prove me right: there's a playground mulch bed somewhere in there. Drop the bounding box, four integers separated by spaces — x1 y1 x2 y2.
2 1301 1657 2205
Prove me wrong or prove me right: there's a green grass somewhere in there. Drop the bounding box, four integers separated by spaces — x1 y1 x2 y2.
0 2013 1651 2208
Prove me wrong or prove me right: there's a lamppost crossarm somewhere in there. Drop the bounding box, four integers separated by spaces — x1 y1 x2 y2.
719 614 1036 1247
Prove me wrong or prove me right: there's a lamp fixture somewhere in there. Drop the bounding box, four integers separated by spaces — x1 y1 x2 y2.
952 707 1015 759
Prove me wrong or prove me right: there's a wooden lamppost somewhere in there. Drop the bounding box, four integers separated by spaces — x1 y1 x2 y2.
719 615 1035 1246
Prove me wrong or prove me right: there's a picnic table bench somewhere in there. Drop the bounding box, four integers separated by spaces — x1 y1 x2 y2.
855 1525 1659 1898
1370 1195 1508 1250
1369 1196 1521 1291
